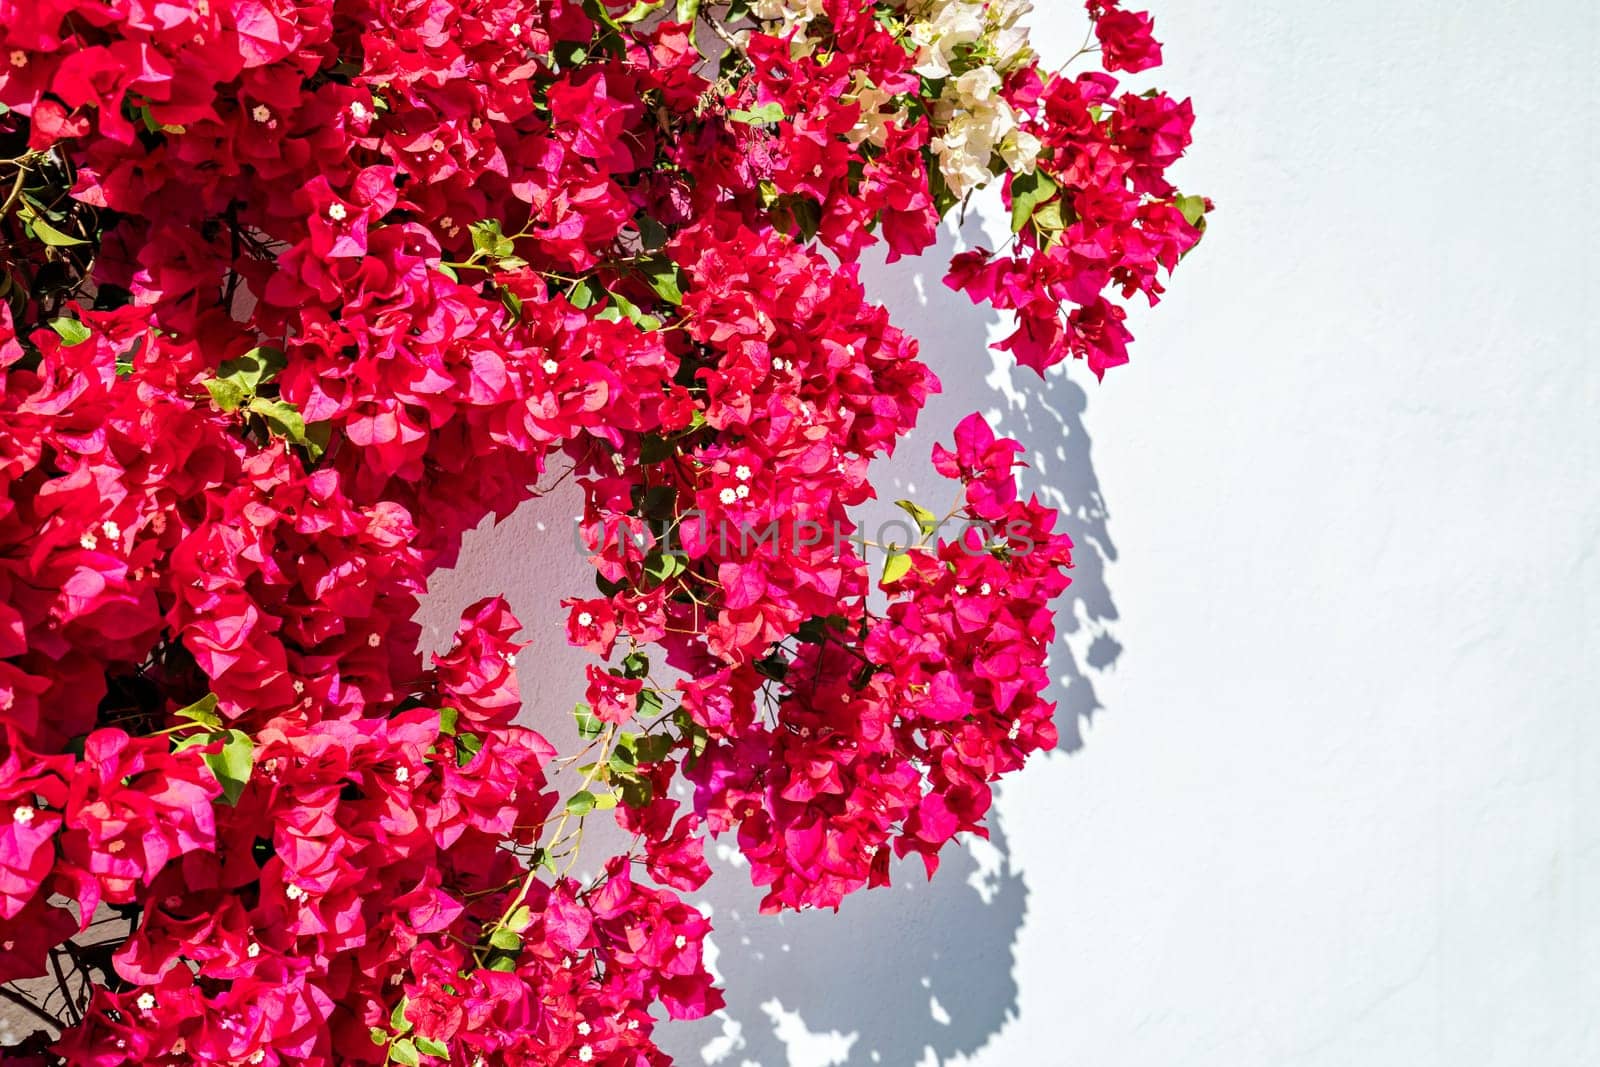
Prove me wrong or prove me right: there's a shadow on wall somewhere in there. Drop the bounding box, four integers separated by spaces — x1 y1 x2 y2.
658 215 1123 1067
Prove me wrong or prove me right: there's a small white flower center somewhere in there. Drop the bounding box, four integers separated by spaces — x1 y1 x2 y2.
12 805 35 825
327 203 348 222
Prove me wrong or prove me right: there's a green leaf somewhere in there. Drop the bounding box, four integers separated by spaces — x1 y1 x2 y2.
568 279 599 309
370 1027 390 1047
592 790 620 810
174 693 222 729
640 484 677 520
469 219 514 259
219 346 286 393
676 0 701 21
48 317 92 346
248 396 310 446
607 290 661 331
506 904 533 932
303 420 332 461
552 40 587 68
643 550 685 585
619 774 653 807
893 499 939 540
499 286 524 326
636 215 668 251
1175 194 1207 226
621 651 651 679
1009 170 1059 234
438 706 460 737
390 997 413 1034
796 614 849 644
566 790 597 815
1032 199 1065 234
573 703 604 740
204 346 286 411
415 1036 450 1059
204 376 249 412
25 212 87 247
203 729 254 805
769 191 825 244
641 258 685 306
488 927 523 951
389 1037 420 1067
634 733 674 764
454 731 484 767
753 654 788 683
635 687 664 717
729 102 785 125
615 0 664 22
881 551 913 585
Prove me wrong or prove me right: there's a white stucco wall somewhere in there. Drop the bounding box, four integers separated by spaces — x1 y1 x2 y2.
420 3 1600 1064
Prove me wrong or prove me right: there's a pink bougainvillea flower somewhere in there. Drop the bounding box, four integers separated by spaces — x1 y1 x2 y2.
0 0 1202 1057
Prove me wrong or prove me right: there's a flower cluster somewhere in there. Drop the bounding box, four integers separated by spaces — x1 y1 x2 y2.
0 0 1203 1061
944 0 1208 375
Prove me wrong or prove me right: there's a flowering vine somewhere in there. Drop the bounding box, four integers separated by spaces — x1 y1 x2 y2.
0 0 1205 1061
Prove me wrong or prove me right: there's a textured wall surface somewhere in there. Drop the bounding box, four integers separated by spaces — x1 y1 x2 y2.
418 4 1600 1065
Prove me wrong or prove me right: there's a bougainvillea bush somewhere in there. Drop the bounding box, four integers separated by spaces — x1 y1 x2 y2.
0 0 1204 1060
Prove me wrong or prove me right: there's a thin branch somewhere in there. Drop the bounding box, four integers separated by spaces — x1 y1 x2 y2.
0 985 62 1030
0 163 29 218
50 948 82 1026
